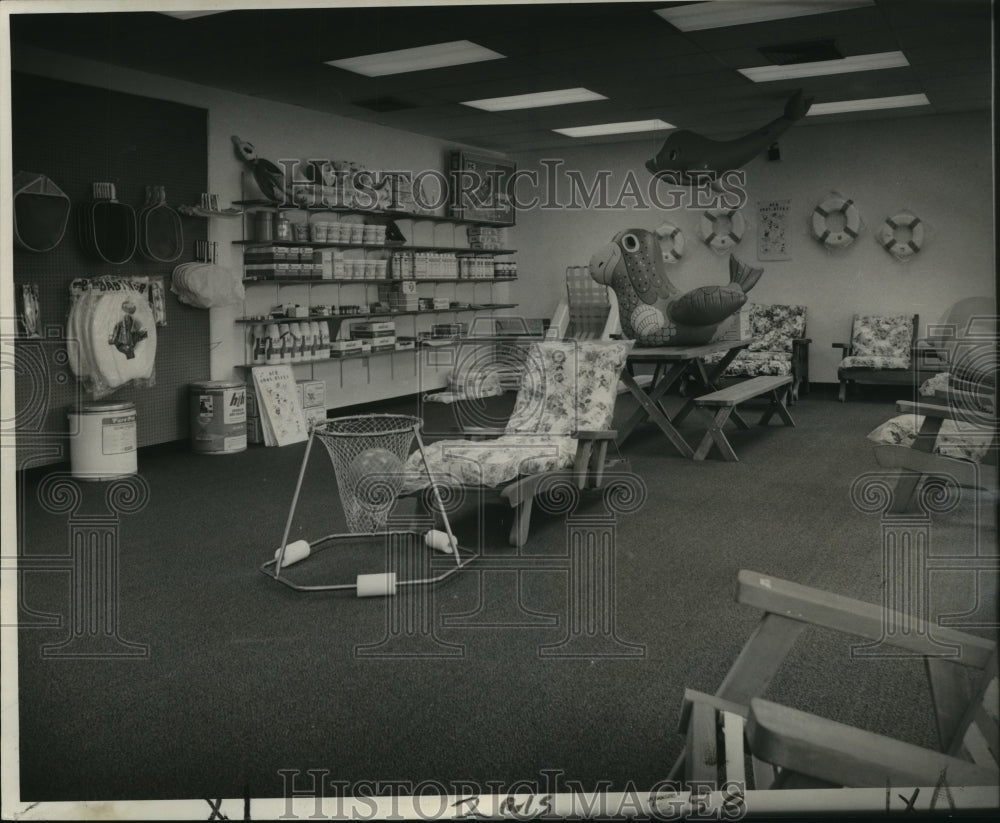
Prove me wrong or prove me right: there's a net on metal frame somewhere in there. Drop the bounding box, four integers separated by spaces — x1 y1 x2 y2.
314 414 420 534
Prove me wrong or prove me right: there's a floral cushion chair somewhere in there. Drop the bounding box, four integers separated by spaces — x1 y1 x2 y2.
721 304 809 400
402 339 633 546
834 314 917 401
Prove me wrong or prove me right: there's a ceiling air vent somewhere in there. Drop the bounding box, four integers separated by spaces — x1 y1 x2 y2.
758 39 843 65
353 97 416 113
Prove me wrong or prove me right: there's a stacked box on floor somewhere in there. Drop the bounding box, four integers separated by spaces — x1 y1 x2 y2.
246 388 265 443
297 379 327 427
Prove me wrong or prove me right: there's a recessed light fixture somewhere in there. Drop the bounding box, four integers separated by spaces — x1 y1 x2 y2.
739 51 909 81
159 11 228 19
554 119 674 138
655 0 874 31
462 88 607 112
806 93 930 115
326 40 505 77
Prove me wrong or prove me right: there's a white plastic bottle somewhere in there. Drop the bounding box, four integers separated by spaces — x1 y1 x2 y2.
277 323 290 363
265 323 280 365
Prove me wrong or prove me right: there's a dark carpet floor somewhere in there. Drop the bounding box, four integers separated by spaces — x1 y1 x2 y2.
13 384 998 803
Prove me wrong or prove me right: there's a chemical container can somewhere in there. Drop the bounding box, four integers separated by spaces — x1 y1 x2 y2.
67 402 137 480
190 381 247 455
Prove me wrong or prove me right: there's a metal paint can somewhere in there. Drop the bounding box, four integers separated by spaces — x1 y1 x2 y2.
190 381 247 455
67 402 137 480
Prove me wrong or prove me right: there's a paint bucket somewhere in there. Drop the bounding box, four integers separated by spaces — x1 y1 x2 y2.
67 402 137 480
190 381 247 455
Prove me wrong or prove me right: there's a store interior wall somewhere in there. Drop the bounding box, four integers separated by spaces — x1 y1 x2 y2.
510 111 995 382
11 44 996 394
11 45 510 405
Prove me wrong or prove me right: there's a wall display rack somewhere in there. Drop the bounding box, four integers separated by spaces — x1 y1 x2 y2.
235 200 519 407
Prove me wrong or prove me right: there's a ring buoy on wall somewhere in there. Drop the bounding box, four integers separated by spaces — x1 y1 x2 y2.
878 212 924 260
655 222 685 263
811 197 861 249
701 209 745 253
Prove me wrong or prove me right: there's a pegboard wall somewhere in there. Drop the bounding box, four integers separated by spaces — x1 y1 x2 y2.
12 72 211 469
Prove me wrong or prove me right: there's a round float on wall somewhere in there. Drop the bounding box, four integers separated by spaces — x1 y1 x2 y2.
878 211 925 261
811 196 862 249
701 209 745 253
655 222 685 263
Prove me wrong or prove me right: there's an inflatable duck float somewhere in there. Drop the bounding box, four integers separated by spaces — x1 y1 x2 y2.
589 227 763 347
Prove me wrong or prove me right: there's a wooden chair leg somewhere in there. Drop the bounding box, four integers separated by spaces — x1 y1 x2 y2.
838 379 848 402
508 496 533 547
591 440 609 488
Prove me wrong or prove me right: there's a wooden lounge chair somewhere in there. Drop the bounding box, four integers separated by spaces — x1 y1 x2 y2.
403 339 633 546
670 570 998 793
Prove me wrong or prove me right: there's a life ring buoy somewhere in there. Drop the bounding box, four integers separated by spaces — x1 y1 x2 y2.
655 222 685 263
878 212 924 260
811 197 861 248
701 209 745 253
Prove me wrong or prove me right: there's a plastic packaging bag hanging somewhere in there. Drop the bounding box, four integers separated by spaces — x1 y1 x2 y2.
66 277 157 399
170 262 245 309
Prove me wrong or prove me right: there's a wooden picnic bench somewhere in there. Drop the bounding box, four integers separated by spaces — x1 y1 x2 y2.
692 375 795 461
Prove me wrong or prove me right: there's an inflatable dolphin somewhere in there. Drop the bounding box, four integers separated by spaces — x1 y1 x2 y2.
590 227 763 347
646 90 813 185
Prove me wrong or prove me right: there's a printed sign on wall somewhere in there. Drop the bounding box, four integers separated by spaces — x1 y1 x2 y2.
757 199 792 261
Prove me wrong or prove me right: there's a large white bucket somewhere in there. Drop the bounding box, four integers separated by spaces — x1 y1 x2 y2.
68 402 137 480
190 381 247 455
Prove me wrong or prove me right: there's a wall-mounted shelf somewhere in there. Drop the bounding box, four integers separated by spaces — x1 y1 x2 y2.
235 304 518 324
234 199 513 228
234 239 514 255
242 276 518 286
237 189 517 408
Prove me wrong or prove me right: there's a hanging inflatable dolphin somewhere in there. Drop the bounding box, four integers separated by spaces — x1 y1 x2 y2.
646 90 813 185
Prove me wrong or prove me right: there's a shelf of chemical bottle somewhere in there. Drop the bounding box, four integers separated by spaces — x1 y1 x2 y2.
234 341 471 368
235 239 514 256
242 276 518 286
234 304 519 324
234 200 515 228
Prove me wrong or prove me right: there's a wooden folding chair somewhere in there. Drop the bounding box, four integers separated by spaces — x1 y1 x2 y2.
670 570 998 791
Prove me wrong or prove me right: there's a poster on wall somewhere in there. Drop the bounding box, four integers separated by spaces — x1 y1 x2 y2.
757 199 792 261
447 151 516 225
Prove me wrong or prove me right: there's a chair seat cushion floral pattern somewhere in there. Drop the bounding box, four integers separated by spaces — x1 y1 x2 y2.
840 355 911 370
867 414 991 463
842 314 914 368
402 434 577 491
402 340 632 492
746 304 807 353
705 304 805 379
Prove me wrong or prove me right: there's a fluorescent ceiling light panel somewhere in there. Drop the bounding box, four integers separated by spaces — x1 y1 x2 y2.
326 40 504 77
655 0 873 31
807 93 930 115
554 119 674 137
462 88 607 111
159 11 228 19
739 51 908 81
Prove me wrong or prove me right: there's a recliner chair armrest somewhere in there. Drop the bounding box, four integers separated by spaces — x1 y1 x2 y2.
746 697 999 788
